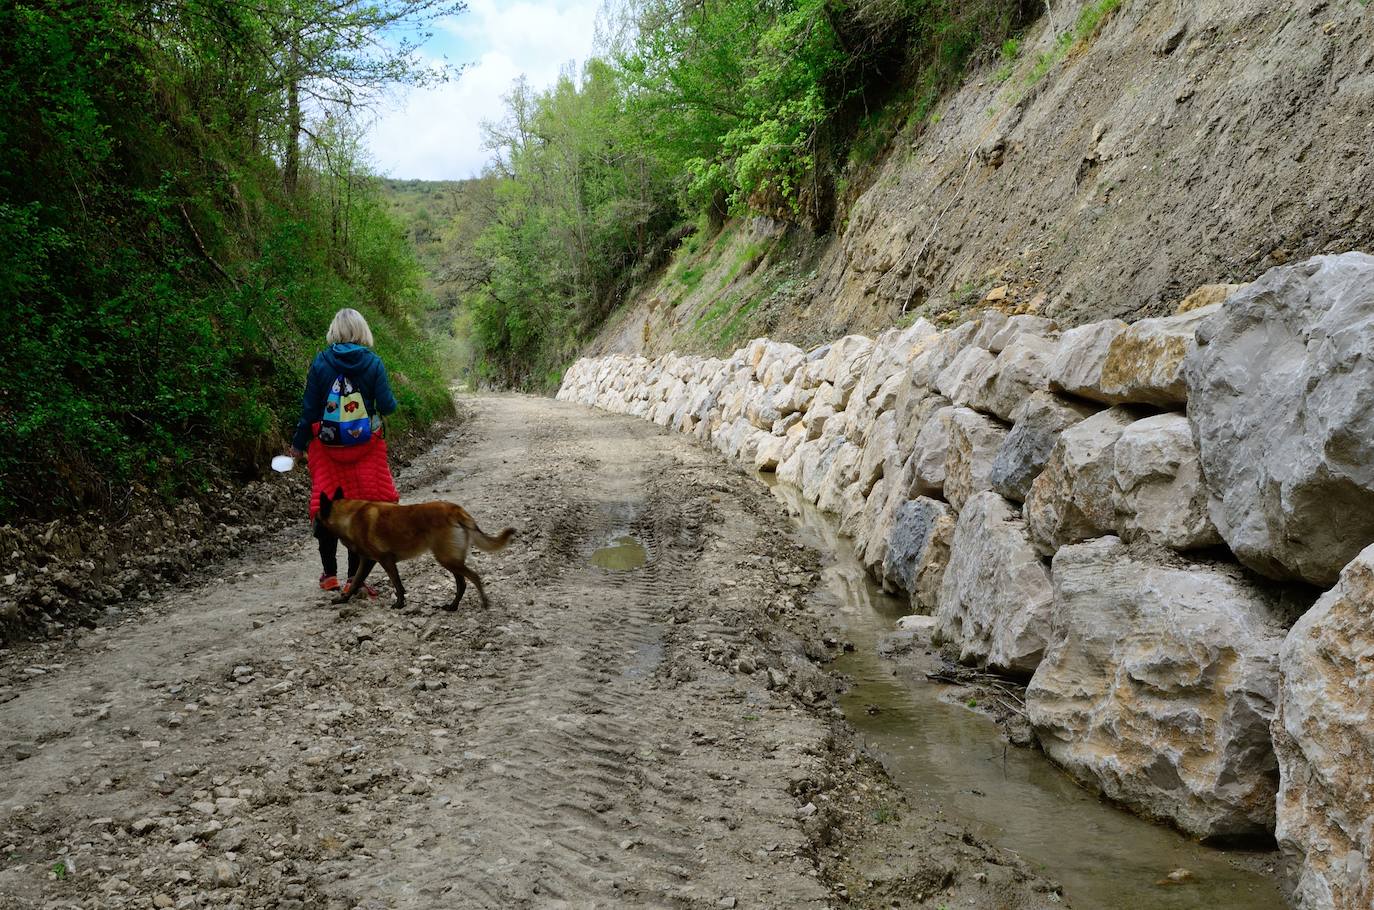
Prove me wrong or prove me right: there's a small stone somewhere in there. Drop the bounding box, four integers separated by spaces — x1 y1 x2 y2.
210 859 238 888
718 898 738 909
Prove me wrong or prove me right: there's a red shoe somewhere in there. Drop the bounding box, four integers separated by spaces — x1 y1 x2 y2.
342 581 378 599
319 574 340 592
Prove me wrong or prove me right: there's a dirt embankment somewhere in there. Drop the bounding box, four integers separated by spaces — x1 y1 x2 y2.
590 0 1374 360
0 393 1060 909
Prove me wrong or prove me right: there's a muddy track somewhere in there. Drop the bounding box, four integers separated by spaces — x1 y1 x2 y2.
0 393 1058 910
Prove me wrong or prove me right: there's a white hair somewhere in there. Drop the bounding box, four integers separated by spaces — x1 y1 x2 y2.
326 308 375 347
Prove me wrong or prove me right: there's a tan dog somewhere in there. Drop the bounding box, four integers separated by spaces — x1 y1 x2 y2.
316 487 514 610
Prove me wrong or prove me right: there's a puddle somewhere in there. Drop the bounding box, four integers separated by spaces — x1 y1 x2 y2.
760 474 1287 910
591 534 647 571
622 639 665 679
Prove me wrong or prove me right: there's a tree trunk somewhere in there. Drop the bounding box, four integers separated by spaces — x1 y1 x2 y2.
283 42 301 194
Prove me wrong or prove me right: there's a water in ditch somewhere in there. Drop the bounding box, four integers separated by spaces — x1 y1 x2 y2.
761 475 1287 910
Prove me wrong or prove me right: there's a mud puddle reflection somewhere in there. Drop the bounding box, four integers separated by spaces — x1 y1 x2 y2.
760 474 1286 910
591 534 647 570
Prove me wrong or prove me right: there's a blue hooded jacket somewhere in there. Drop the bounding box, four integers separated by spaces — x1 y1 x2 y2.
292 343 398 452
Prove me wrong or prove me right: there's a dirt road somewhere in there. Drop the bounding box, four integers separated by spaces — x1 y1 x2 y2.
0 393 1058 910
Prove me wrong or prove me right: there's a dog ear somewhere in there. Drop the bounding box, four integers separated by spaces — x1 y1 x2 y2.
318 492 331 519
333 486 345 501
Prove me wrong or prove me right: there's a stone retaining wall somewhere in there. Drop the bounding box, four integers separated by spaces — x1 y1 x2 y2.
558 252 1374 909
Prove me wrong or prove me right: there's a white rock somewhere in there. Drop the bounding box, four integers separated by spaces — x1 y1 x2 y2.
935 345 996 406
816 443 862 514
1186 252 1374 586
1028 537 1287 840
985 315 1058 353
754 434 788 472
1024 406 1140 555
935 492 1053 675
1273 542 1374 910
967 333 1059 421
855 411 898 496
1047 319 1128 401
1111 413 1220 550
942 408 1008 511
1096 305 1219 406
912 405 958 497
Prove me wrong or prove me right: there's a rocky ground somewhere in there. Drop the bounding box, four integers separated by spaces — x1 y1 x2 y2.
0 393 1061 910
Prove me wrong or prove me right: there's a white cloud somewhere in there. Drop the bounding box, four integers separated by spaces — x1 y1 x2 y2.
365 0 601 180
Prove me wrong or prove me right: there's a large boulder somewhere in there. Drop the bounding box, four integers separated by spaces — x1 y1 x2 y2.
897 391 951 455
1096 306 1219 406
989 391 1098 503
1047 319 1127 401
754 433 788 472
911 405 958 497
935 345 996 406
1274 543 1374 909
881 497 955 613
856 411 898 496
934 492 1053 676
1111 413 1220 551
1185 252 1374 587
1027 537 1287 840
967 333 1059 421
942 408 1008 511
985 314 1058 353
816 442 862 514
1024 407 1141 555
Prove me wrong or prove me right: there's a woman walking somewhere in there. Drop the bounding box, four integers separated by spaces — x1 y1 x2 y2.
289 308 399 594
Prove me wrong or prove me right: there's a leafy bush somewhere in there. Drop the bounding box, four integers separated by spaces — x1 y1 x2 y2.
461 0 1040 386
0 0 451 520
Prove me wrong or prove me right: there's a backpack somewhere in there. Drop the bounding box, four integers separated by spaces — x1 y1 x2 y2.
318 374 372 447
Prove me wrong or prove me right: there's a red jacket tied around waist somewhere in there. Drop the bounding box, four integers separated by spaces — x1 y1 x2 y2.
307 422 399 518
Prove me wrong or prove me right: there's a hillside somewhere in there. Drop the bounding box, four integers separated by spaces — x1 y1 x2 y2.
586 0 1374 361
0 0 455 522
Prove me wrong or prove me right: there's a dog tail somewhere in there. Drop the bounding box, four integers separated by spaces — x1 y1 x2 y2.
472 525 516 552
453 507 515 552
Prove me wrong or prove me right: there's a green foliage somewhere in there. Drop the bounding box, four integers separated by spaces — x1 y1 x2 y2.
461 0 1038 385
1026 0 1123 87
0 0 452 520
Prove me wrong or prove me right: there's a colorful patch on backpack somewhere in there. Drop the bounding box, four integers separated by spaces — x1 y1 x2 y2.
320 374 371 447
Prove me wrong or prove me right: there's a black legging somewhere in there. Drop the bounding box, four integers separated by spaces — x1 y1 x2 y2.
318 532 360 581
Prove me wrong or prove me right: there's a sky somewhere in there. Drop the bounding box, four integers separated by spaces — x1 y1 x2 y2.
364 0 602 181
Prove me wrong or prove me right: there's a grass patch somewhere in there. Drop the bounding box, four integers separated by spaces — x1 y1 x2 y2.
1025 0 1123 88
871 804 899 825
993 37 1021 83
677 264 707 290
716 297 761 348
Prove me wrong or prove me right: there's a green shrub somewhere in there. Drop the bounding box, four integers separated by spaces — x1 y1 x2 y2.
0 0 451 520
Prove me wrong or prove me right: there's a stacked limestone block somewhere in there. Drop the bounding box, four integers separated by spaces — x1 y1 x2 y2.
559 253 1374 900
